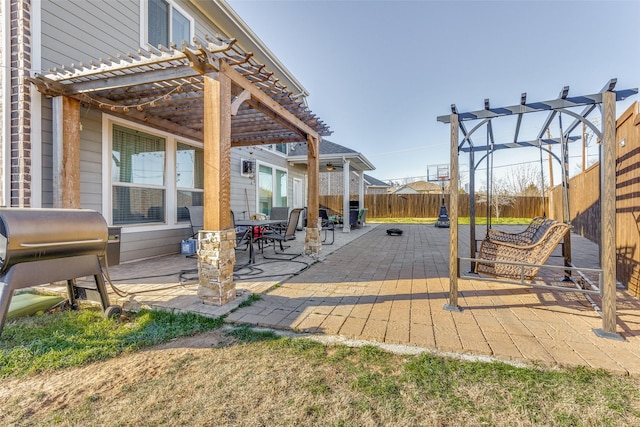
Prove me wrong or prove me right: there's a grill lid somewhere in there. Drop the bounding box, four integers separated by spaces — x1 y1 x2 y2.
0 208 108 274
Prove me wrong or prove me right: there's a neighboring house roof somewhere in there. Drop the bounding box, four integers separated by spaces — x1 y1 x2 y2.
389 180 442 194
391 185 420 194
406 180 442 193
288 139 375 172
363 174 391 187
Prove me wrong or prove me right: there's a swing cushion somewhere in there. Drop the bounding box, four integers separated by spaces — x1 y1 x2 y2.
475 220 570 281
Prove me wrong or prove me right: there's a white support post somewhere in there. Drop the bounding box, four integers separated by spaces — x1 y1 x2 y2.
358 171 365 211
342 159 351 233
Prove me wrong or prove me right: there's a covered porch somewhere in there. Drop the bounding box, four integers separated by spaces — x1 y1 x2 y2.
288 139 375 233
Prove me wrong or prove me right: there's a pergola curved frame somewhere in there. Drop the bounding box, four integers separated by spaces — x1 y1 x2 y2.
437 79 638 339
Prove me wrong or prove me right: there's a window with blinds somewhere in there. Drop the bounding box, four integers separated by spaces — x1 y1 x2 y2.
112 125 166 225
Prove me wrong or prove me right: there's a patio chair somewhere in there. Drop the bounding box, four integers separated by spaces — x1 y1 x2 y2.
231 210 251 251
269 207 290 233
269 207 289 221
319 208 335 245
186 206 203 239
258 208 303 259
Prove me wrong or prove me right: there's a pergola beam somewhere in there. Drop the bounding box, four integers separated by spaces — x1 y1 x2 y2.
459 136 580 153
231 136 302 147
437 89 637 123
536 86 568 139
563 79 618 138
220 61 319 141
51 66 199 94
513 92 527 143
28 75 204 141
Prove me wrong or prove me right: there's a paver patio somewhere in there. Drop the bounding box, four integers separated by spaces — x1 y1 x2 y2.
226 223 640 375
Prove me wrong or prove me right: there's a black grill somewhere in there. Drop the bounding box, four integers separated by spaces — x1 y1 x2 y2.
0 208 121 334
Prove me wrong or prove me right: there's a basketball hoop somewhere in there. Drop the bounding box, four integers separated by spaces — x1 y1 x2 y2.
427 163 451 228
427 163 450 184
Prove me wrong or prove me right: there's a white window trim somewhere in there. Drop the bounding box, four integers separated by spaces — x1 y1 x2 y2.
176 140 204 218
139 0 195 49
102 114 202 233
255 160 288 211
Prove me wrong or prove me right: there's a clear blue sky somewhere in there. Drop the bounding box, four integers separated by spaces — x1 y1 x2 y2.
227 0 640 185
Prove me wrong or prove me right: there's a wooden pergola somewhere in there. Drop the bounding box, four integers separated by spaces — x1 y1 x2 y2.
29 35 331 305
438 80 638 339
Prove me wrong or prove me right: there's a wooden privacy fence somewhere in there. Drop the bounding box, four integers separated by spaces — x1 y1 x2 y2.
547 102 640 297
319 194 546 219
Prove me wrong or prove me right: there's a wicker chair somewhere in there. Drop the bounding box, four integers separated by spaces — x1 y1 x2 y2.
475 220 570 281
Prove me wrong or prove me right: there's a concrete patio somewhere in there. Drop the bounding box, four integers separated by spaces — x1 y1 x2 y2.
40 222 640 375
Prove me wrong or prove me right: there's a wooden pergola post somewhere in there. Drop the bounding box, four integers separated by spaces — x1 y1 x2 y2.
445 112 461 312
52 96 81 208
203 74 232 231
197 73 236 306
305 134 321 254
595 90 621 339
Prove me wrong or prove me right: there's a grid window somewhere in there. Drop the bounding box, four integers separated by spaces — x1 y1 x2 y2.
112 125 166 225
147 0 193 47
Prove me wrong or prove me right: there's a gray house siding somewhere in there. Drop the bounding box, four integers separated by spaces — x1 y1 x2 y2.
78 109 103 212
39 0 140 207
40 0 139 68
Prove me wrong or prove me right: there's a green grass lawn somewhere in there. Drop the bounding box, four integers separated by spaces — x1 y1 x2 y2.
0 307 221 378
2 312 640 426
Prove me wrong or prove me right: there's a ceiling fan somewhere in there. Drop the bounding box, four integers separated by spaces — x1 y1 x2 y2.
325 163 343 171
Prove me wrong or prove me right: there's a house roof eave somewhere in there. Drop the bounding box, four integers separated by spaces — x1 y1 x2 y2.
193 0 310 102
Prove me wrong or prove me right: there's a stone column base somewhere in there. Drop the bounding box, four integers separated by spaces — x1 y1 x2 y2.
304 224 322 255
197 229 236 306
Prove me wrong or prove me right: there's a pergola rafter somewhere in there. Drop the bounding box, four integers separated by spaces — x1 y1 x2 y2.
29 33 331 147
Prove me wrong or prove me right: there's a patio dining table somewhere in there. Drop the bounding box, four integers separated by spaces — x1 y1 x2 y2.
235 219 287 264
